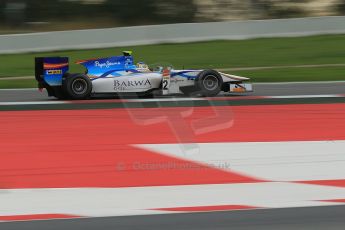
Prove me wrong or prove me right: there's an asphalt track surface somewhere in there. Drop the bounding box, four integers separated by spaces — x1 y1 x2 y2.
1 82 345 230
0 81 345 102
1 205 345 230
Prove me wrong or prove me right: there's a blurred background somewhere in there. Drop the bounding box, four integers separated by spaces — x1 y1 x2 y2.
1 0 345 88
1 0 345 33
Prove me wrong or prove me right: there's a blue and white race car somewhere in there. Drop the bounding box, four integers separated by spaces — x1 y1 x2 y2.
35 51 253 99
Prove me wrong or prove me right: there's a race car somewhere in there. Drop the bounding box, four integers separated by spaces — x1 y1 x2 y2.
35 51 253 99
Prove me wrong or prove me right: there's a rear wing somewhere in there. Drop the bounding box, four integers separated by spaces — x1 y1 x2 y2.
35 57 69 87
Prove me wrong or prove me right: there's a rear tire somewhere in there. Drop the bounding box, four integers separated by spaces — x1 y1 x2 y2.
195 70 223 97
53 86 68 100
63 73 92 100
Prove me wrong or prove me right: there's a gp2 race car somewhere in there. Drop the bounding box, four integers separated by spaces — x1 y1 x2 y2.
35 51 253 99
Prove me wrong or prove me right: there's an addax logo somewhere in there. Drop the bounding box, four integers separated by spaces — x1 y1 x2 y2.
95 61 121 68
114 79 151 91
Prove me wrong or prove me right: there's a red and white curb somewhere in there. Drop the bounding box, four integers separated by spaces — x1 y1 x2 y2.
1 103 345 222
137 140 345 182
0 140 345 221
0 179 344 220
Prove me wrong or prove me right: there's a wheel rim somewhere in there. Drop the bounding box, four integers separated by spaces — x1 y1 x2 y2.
202 75 219 91
71 78 87 95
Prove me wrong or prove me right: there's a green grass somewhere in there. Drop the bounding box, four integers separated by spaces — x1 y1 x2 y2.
0 34 345 88
230 66 345 82
0 79 37 89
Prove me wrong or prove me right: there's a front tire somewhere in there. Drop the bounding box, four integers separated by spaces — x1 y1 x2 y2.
195 70 223 97
63 73 92 100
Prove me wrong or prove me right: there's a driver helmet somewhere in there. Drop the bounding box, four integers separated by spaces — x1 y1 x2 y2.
136 62 149 70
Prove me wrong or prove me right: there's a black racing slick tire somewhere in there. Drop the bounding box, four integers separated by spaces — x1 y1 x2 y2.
195 69 223 97
63 73 92 100
52 86 68 100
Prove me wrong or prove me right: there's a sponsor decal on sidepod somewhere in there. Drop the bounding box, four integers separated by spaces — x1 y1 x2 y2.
114 79 151 91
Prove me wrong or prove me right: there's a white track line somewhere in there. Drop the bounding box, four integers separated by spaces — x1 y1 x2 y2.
0 88 37 91
136 140 345 182
254 81 345 85
0 94 344 105
0 182 344 218
0 76 33 80
0 101 68 105
267 94 344 99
